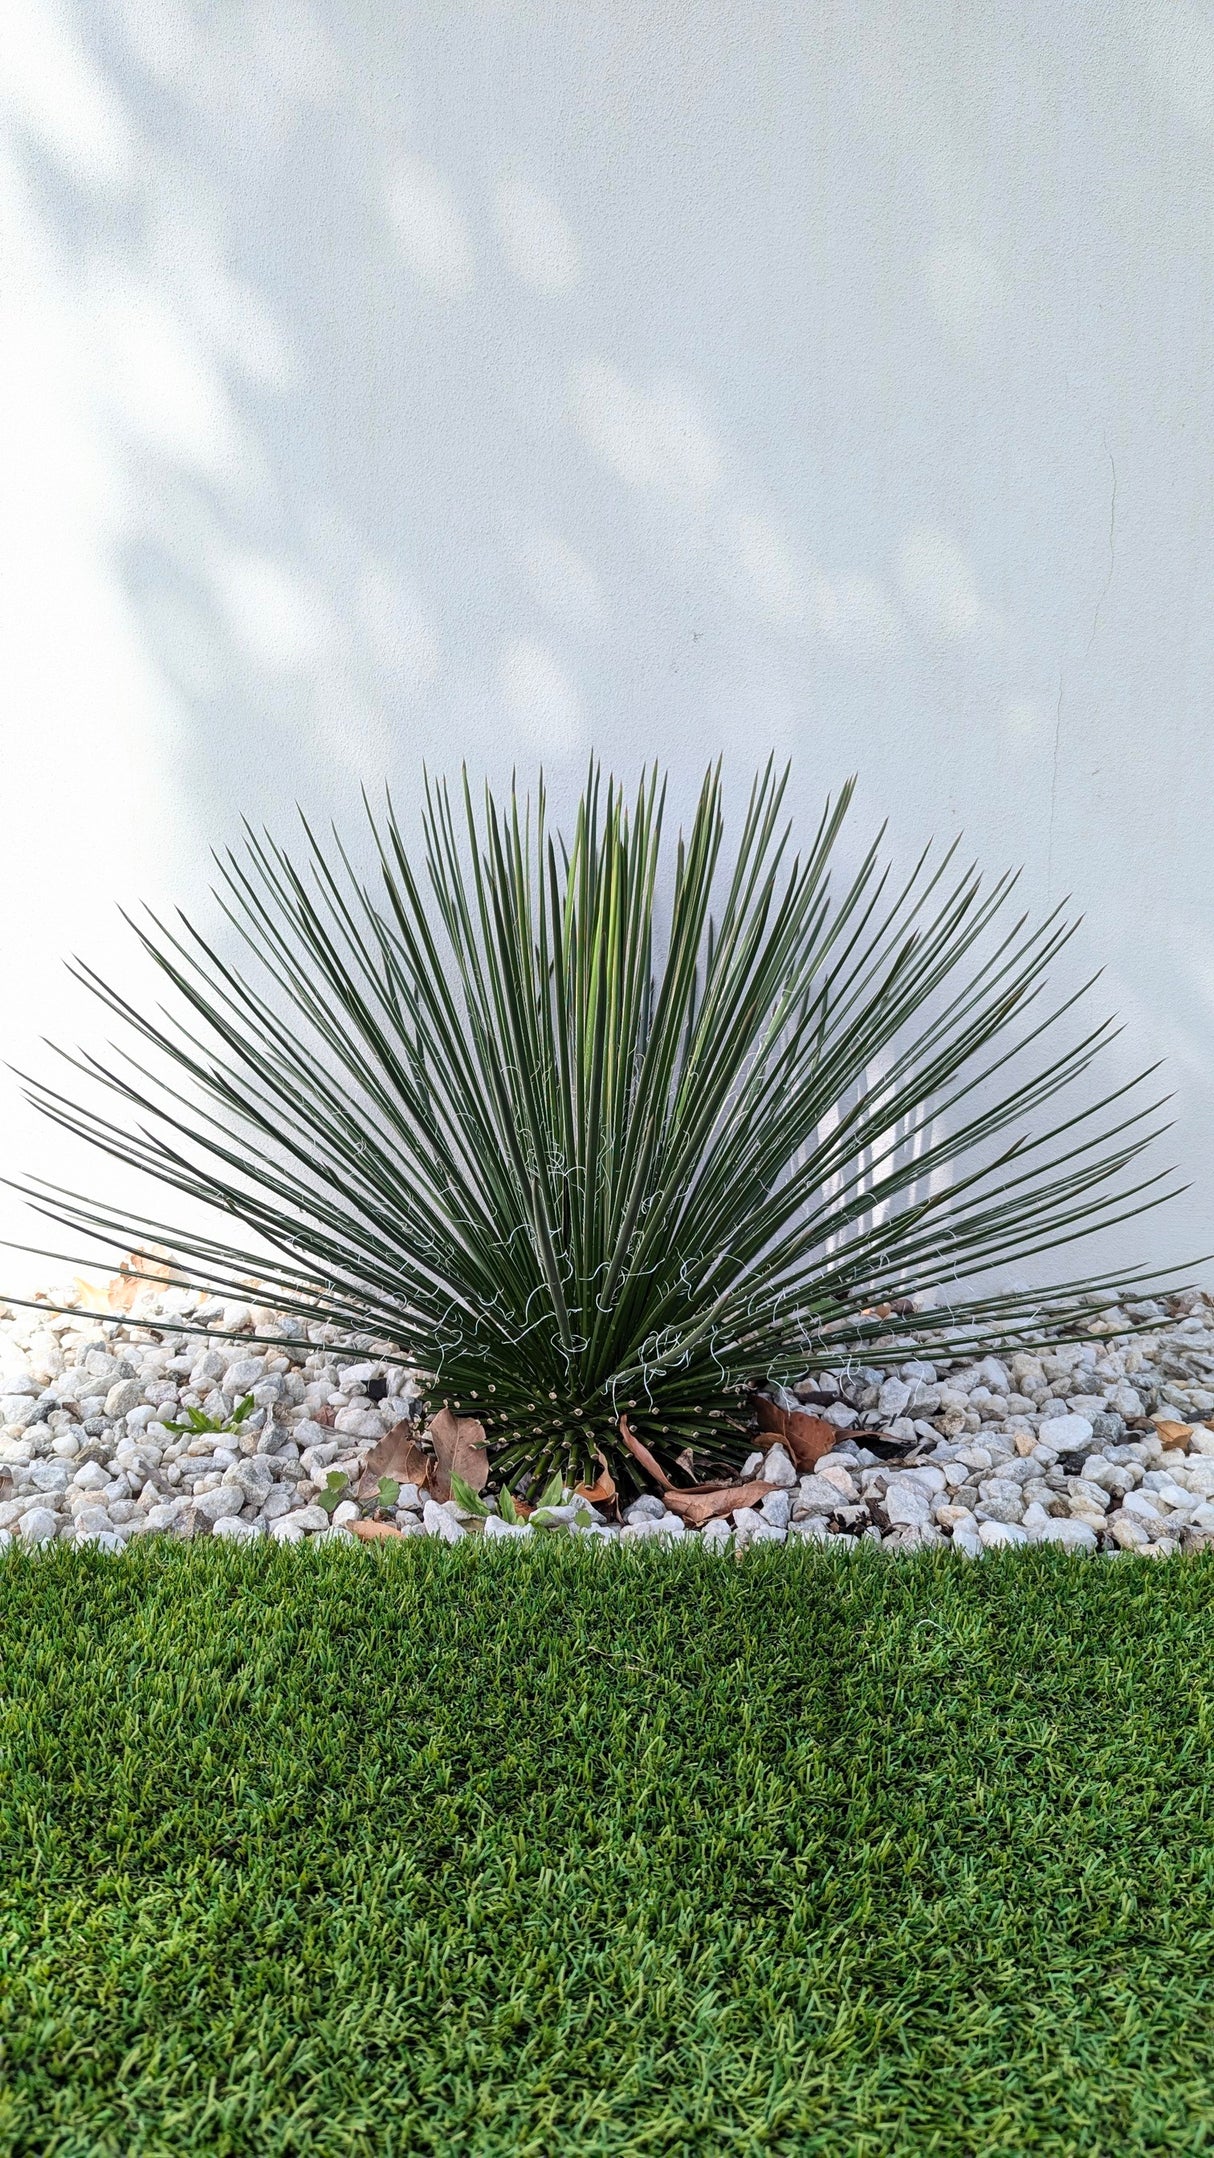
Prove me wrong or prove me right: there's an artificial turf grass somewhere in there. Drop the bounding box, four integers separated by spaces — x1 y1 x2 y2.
0 1545 1212 2156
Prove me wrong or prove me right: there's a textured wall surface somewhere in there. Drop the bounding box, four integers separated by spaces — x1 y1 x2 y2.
0 1 1211 1287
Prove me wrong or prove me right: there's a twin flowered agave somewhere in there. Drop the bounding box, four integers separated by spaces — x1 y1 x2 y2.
17 761 1183 1499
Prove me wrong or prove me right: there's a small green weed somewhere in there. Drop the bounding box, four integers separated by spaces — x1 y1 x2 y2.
315 1468 349 1517
161 1391 255 1439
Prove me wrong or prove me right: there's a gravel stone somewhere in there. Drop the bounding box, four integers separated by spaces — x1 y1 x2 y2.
760 1443 797 1488
269 1505 331 1541
259 1485 297 1522
1108 1512 1152 1549
903 1464 948 1494
978 1520 1028 1549
878 1377 913 1419
1035 1517 1099 1552
27 1460 71 1495
73 1506 115 1540
222 1457 275 1504
758 1489 791 1529
794 1478 845 1517
193 1486 246 1524
1040 1413 1095 1453
1122 1489 1165 1524
700 1517 733 1549
333 1406 387 1439
222 1358 265 1393
103 1379 144 1420
17 1506 59 1544
884 1481 932 1527
483 1513 532 1541
732 1507 782 1547
625 1495 667 1524
621 1513 685 1542
789 1515 831 1543
815 1460 860 1498
422 1499 466 1543
1067 1479 1111 1515
144 1500 185 1531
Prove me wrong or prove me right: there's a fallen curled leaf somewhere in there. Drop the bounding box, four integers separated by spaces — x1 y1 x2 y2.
357 1421 430 1499
1154 1417 1193 1449
575 1466 616 1505
347 1518 403 1542
106 1248 174 1313
619 1415 671 1490
753 1394 837 1472
662 1479 776 1528
427 1407 488 1503
65 1275 119 1315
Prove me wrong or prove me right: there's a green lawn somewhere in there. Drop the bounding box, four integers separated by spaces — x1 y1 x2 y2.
1 1542 1212 2156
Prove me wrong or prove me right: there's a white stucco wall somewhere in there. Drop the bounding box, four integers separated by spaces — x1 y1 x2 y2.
0 0 1211 1290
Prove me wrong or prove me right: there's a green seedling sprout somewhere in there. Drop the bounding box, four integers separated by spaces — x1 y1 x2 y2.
316 1469 349 1517
164 1393 256 1438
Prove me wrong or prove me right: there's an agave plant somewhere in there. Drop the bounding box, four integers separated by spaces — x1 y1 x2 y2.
17 762 1179 1493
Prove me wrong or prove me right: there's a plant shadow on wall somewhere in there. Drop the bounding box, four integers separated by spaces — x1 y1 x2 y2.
12 762 1187 1499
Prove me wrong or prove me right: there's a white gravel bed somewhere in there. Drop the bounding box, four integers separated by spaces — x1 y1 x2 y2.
1 1284 1213 1557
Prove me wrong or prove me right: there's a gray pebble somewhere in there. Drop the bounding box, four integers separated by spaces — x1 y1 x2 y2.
17 1506 59 1545
625 1495 667 1524
193 1486 246 1524
103 1379 143 1420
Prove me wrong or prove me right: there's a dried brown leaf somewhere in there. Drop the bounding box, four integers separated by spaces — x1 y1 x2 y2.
662 1479 776 1527
427 1407 488 1503
106 1248 173 1313
357 1421 430 1499
575 1466 616 1505
347 1518 403 1543
618 1415 671 1490
65 1275 118 1315
753 1393 837 1472
1155 1417 1193 1449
